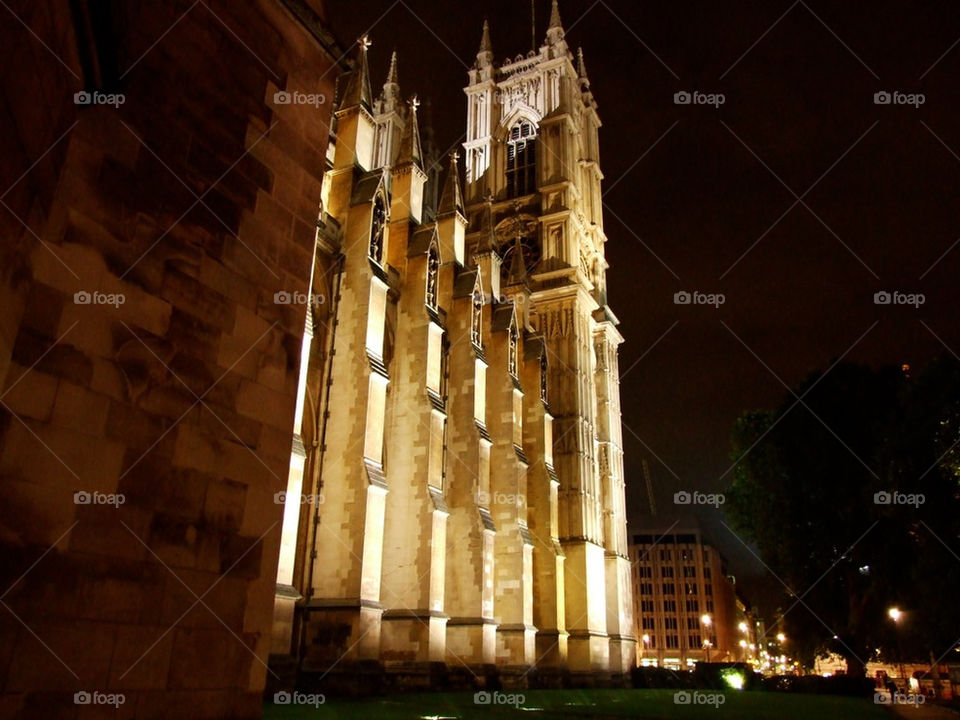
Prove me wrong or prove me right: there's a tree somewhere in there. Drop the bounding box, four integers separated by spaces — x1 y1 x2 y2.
726 359 960 675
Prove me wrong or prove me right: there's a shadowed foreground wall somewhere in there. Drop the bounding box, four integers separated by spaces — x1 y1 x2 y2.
0 1 340 717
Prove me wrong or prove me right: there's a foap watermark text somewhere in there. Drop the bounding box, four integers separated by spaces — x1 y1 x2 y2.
674 490 725 508
274 90 326 108
874 491 924 508
474 691 525 707
674 90 725 108
75 290 125 308
274 691 325 707
674 290 725 308
874 291 924 308
74 490 125 508
874 91 925 108
674 690 725 707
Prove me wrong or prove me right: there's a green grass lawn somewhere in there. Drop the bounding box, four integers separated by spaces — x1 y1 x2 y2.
263 688 891 719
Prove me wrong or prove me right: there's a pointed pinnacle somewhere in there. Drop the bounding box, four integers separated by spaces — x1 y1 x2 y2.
397 95 423 167
549 0 562 29
577 47 590 87
386 50 399 85
476 194 497 255
546 0 564 44
342 34 374 109
508 233 528 284
438 151 464 217
479 18 492 54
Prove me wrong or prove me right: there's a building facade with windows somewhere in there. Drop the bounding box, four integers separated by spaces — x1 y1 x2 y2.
270 0 636 689
630 529 739 668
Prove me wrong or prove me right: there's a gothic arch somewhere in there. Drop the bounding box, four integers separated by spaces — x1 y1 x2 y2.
494 104 542 143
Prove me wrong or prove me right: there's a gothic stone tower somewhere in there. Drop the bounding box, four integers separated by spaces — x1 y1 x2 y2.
275 0 636 691
463 1 636 675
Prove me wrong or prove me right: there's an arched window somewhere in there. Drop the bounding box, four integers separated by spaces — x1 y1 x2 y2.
471 288 483 348
508 321 519 379
369 195 386 265
506 121 537 198
425 245 439 310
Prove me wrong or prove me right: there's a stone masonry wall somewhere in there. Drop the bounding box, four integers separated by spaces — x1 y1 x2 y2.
0 1 340 717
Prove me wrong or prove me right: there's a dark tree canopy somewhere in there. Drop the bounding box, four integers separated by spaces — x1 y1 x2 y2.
726 358 960 675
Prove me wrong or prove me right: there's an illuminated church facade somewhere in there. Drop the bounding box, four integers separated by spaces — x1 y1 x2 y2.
270 0 636 687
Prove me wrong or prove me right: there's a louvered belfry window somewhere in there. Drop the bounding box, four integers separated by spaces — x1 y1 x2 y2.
506 121 536 198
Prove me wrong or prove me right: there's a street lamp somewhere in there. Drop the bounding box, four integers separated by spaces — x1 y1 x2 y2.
888 607 905 683
777 632 786 643
703 639 713 663
739 622 748 634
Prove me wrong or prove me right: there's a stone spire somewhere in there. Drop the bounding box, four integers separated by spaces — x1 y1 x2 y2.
546 0 564 45
507 234 528 285
341 34 374 110
577 47 590 89
396 95 422 168
474 191 502 299
386 49 398 84
378 50 401 114
420 98 440 219
476 19 493 68
438 151 464 217
476 192 498 256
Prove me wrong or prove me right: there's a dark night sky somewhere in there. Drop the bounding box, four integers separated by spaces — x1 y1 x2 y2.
325 0 960 612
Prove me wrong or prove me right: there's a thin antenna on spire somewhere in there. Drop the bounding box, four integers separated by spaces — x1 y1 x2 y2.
531 0 536 52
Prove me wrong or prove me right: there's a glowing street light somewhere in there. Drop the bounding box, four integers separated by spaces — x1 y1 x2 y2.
701 614 712 628
888 607 906 681
776 632 786 643
738 621 749 633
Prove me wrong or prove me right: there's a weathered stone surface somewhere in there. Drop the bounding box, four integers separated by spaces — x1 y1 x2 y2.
0 0 341 715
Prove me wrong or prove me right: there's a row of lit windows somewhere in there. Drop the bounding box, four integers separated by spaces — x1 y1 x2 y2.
636 549 710 563
647 634 718 650
638 582 713 596
637 565 710 579
638 598 715 614
640 615 715 632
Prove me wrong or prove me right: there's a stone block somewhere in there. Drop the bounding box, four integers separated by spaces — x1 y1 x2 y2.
1 364 58 422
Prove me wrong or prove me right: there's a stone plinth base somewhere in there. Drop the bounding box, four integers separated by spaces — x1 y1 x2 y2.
446 617 497 666
535 628 569 668
299 600 384 668
496 623 536 668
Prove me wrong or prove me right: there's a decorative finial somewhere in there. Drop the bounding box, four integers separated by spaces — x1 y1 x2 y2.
396 93 423 167
343 33 374 109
